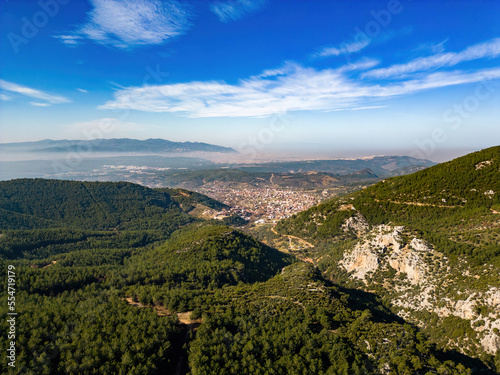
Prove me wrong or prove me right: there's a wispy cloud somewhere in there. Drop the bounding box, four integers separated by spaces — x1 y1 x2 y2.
315 33 371 58
411 39 448 55
210 0 268 22
0 93 12 101
57 0 191 49
336 58 380 73
29 102 51 107
314 27 412 60
98 60 500 118
376 68 500 96
255 61 298 78
77 88 88 93
364 37 500 79
53 34 83 46
0 80 70 105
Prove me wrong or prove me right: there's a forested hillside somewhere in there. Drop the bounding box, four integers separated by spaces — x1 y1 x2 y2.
0 179 193 231
156 187 230 212
276 146 500 264
237 155 435 177
0 177 485 374
275 146 500 370
156 168 379 190
0 223 475 374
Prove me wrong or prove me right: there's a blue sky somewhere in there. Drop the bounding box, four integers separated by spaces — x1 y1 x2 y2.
1 0 499 161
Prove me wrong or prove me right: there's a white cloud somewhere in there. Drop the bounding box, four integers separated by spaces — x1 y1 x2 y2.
412 39 448 55
53 34 83 46
376 68 500 96
29 102 51 107
210 0 268 22
255 61 299 78
364 37 500 79
0 93 12 101
98 61 500 118
96 37 500 118
314 27 411 60
0 80 70 105
77 88 88 93
336 58 380 73
57 0 191 49
316 33 371 58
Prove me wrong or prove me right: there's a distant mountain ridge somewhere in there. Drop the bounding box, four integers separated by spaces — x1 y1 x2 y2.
159 168 380 190
237 155 436 178
1 138 237 154
341 167 379 179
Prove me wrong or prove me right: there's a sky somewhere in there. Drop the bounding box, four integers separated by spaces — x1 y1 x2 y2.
1 0 499 162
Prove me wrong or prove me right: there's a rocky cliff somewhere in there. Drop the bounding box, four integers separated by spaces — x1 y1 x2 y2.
338 216 500 356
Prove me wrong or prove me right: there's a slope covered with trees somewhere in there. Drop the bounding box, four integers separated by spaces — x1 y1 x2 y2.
0 177 485 374
275 146 500 370
276 146 500 257
0 223 475 374
156 187 230 212
0 179 193 231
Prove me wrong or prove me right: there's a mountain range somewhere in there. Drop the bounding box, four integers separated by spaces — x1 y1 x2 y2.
0 146 434 183
0 138 237 154
236 155 436 178
157 168 380 190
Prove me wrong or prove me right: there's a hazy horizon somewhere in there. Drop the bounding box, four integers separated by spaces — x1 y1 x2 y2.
0 136 489 164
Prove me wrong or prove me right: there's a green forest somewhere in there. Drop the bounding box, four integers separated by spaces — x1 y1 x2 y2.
276 146 500 265
0 222 478 374
274 146 500 372
1 147 499 374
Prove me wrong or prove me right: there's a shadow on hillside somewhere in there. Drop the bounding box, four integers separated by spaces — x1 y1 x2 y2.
333 285 496 374
333 284 405 324
436 349 496 374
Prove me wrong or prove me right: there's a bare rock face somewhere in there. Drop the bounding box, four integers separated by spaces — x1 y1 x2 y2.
482 288 500 354
388 237 432 285
339 224 400 279
475 160 493 170
339 241 380 280
485 287 500 307
376 225 404 251
454 295 477 320
410 238 430 252
482 333 500 355
339 223 500 355
340 225 431 285
341 212 369 236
